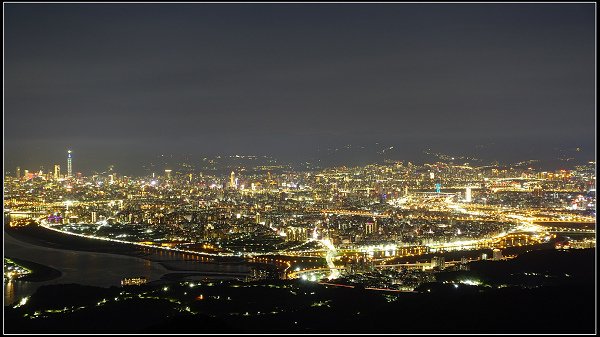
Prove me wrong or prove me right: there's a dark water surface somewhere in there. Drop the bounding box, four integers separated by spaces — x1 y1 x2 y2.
4 231 251 305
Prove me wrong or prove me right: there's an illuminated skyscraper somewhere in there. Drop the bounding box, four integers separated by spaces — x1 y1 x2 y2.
164 169 172 179
493 248 503 261
67 150 73 177
465 187 472 202
16 166 20 179
365 220 378 235
230 171 236 188
54 165 61 180
431 256 445 270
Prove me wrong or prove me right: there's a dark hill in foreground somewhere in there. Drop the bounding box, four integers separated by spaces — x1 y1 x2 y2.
5 248 595 334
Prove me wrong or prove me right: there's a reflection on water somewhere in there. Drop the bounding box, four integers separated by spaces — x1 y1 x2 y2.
161 259 251 273
5 280 15 305
3 230 248 305
138 247 218 263
4 231 169 305
4 280 39 306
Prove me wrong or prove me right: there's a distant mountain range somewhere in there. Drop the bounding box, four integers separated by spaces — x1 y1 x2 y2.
130 142 594 176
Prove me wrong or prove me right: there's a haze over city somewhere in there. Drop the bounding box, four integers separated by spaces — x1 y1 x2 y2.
3 2 596 334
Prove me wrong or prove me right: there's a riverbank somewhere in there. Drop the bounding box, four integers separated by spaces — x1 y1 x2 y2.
5 257 62 282
158 272 251 281
4 230 171 305
5 261 595 334
4 224 245 267
384 241 558 265
5 224 145 257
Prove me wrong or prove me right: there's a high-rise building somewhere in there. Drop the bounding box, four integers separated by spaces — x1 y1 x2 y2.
54 165 61 180
255 212 261 224
230 171 236 188
431 256 445 270
16 166 21 179
465 187 472 202
458 257 470 271
365 218 378 235
91 211 97 223
164 169 172 179
365 222 374 235
285 226 308 242
493 248 503 260
67 150 73 177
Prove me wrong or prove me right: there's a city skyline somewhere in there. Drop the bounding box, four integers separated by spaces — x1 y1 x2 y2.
3 2 596 334
8 144 595 179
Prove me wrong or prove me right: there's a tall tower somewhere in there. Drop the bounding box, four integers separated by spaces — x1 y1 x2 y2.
67 150 73 177
230 171 236 188
54 165 61 180
16 166 21 179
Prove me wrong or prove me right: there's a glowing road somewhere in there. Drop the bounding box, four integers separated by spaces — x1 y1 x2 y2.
317 238 340 280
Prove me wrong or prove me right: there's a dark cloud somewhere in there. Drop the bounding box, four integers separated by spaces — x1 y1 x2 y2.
5 3 595 174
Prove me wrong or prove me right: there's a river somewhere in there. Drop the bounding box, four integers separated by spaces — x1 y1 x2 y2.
4 230 170 305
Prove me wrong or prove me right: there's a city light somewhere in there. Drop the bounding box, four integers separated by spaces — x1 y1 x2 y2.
3 2 595 334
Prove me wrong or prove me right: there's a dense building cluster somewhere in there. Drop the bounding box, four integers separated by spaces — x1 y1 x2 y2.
4 154 596 282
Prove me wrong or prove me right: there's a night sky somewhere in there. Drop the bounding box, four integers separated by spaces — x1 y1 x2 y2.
5 3 596 175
